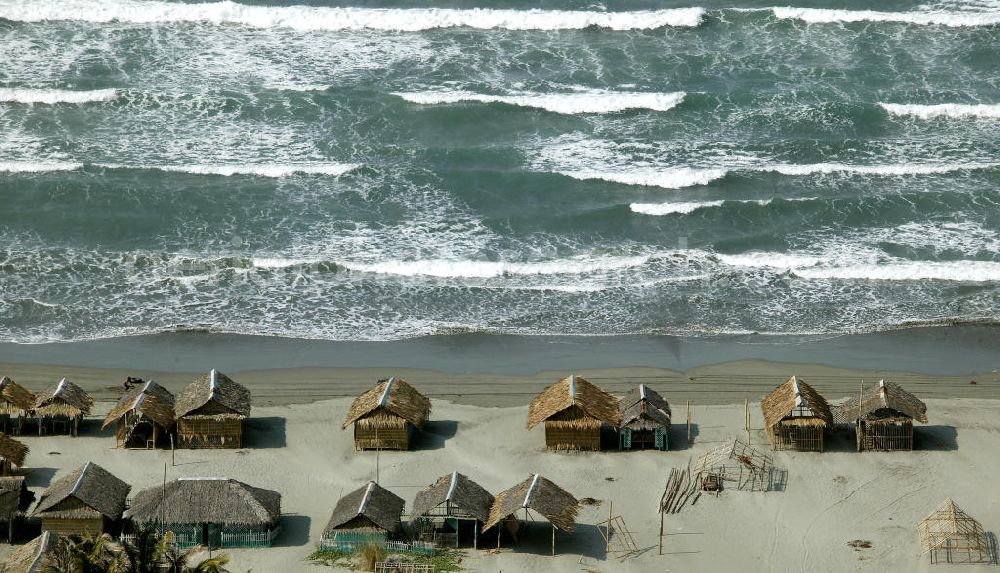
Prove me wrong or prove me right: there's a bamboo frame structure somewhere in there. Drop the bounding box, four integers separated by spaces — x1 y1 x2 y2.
694 440 775 492
918 498 993 564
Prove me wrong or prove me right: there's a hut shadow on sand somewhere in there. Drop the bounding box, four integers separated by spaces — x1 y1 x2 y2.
272 514 310 547
22 468 57 489
242 417 287 449
408 420 458 451
916 425 959 451
504 521 608 560
666 423 699 451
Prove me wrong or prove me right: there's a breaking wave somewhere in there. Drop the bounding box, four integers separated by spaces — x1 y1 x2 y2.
880 102 1000 119
770 7 1000 27
393 90 686 115
0 87 118 104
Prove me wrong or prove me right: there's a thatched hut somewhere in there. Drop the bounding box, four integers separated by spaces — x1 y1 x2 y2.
411 472 495 548
483 474 579 555
527 375 620 451
175 370 250 449
761 376 832 452
33 378 92 437
918 498 991 564
101 380 176 449
321 482 405 551
0 377 35 435
0 434 28 477
0 477 34 542
32 462 130 536
342 377 431 451
833 379 928 452
1 531 71 573
125 477 281 548
618 384 671 451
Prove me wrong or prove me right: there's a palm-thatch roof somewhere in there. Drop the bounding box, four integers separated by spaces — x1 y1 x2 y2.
33 378 93 418
175 370 251 420
527 375 620 429
32 462 130 521
0 476 34 520
0 377 35 416
125 477 280 528
483 474 579 533
323 482 405 536
341 378 431 430
2 531 71 573
0 434 28 469
619 384 671 430
411 472 495 524
831 379 928 425
761 376 832 428
101 380 176 430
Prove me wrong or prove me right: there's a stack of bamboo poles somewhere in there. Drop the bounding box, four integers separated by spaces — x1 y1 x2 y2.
660 466 700 515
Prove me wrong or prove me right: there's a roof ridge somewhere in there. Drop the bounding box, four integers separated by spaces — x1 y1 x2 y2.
569 375 576 401
378 377 395 407
639 384 646 400
209 369 217 397
56 378 68 396
69 462 92 497
359 482 376 515
791 376 803 407
446 471 459 502
523 474 540 508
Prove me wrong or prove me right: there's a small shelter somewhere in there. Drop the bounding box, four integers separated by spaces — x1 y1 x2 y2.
694 439 776 492
101 380 176 449
411 472 495 548
0 377 35 435
33 378 93 436
175 369 251 449
483 474 579 555
32 462 130 536
1 531 72 573
761 376 832 452
834 379 928 452
0 477 34 542
321 481 405 551
342 377 431 451
618 384 671 451
527 375 620 451
918 498 992 564
0 434 28 477
125 477 281 548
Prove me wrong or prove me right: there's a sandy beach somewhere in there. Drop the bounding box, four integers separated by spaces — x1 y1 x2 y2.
0 330 997 572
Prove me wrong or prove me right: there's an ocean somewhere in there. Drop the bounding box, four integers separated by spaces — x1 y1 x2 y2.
1 0 1000 343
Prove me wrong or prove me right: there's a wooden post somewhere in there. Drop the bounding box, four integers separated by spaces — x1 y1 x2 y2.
473 520 478 550
170 434 175 466
744 398 750 445
857 380 864 452
686 400 692 444
551 523 555 556
606 500 612 554
658 508 664 555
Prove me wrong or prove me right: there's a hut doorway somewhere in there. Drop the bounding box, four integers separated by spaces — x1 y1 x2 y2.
119 419 159 449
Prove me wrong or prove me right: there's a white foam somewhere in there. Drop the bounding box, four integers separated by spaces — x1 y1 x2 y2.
771 7 1000 27
0 87 118 104
880 102 1000 119
337 254 657 278
0 161 84 173
795 261 1000 282
96 162 361 178
393 90 686 115
715 252 826 269
0 0 705 31
630 200 725 215
760 162 997 176
560 167 728 189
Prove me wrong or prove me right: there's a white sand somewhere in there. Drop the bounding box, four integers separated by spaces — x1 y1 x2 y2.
2 397 998 572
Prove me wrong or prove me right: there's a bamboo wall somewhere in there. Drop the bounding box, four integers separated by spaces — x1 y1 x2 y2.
354 423 410 450
42 517 106 536
857 418 913 451
177 418 243 449
544 423 601 451
767 422 824 452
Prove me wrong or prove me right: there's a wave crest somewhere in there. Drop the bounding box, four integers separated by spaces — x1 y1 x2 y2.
393 90 686 114
0 88 118 104
880 102 1000 119
771 7 1000 27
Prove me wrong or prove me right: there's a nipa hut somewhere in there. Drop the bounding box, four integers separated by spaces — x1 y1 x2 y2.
33 378 93 437
0 477 34 542
0 434 28 477
527 375 620 451
1 531 72 573
411 472 495 549
918 498 991 564
32 462 130 536
101 380 176 449
321 481 405 551
0 377 35 435
761 376 832 452
125 477 281 548
618 384 671 451
483 474 579 555
342 377 431 451
175 369 251 449
834 379 928 452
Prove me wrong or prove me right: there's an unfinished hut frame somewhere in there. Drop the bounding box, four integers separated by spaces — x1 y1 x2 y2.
342 377 431 451
32 462 131 537
411 472 495 549
102 380 176 449
321 481 405 551
527 375 620 451
33 378 93 437
125 477 281 548
618 384 671 451
761 376 832 452
0 377 35 436
918 498 994 564
483 474 579 556
694 439 775 492
834 380 928 452
175 370 251 449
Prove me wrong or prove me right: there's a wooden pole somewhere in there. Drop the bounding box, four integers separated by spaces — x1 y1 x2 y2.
744 399 750 444
551 523 555 556
857 380 864 452
170 434 175 466
658 508 664 555
686 400 692 444
473 520 478 550
607 500 612 554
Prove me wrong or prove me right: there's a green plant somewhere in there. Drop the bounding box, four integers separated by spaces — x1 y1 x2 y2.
307 548 353 567
409 548 463 572
356 543 387 572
